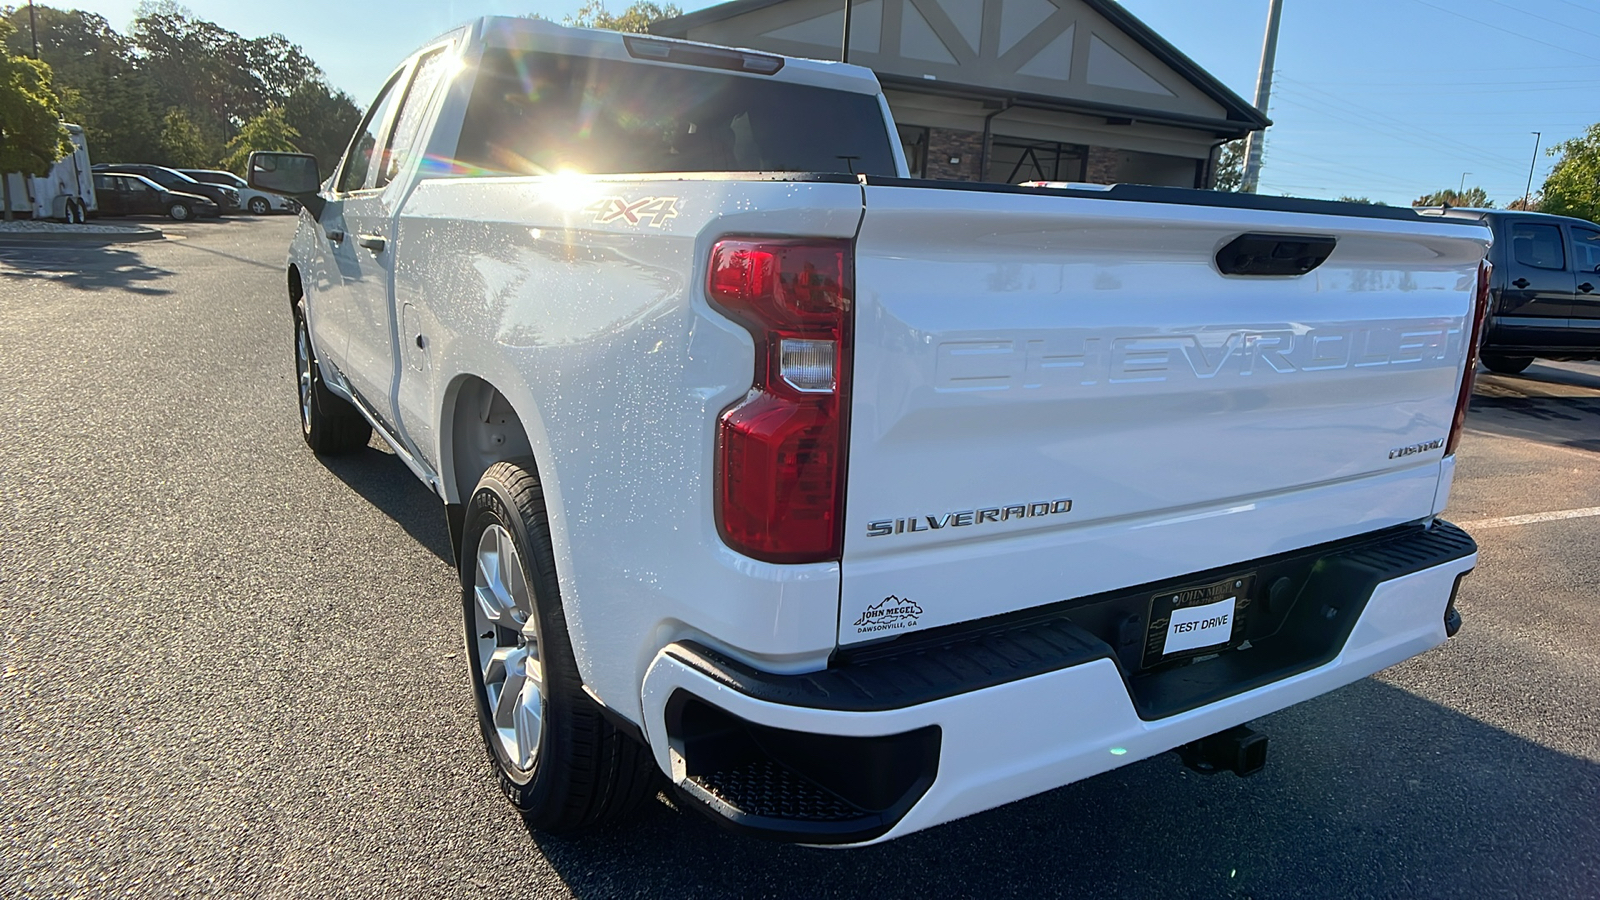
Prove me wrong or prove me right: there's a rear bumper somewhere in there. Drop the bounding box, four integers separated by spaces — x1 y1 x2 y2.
639 521 1476 846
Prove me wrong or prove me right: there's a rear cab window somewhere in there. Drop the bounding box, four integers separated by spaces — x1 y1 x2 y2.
450 48 896 177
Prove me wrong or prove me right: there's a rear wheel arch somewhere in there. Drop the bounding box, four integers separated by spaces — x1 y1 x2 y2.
439 376 608 709
441 375 538 509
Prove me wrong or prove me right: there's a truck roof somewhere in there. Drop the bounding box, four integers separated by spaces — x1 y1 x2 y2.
446 15 885 97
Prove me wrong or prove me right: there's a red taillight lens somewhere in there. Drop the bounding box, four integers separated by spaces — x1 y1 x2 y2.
708 239 853 563
1446 258 1492 456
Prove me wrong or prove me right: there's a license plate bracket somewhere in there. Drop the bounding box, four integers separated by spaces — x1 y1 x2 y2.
1142 574 1255 668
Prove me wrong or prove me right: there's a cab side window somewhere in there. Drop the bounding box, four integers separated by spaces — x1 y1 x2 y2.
1570 226 1600 273
1510 220 1561 269
377 47 451 188
1510 222 1566 271
337 71 405 194
125 177 149 192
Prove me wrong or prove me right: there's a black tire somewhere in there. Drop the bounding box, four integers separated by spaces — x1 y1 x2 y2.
293 302 371 454
1481 353 1534 375
462 459 658 832
167 201 192 221
248 196 270 215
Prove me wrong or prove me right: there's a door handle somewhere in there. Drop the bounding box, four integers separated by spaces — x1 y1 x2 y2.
327 230 344 244
1582 283 1595 294
357 234 386 253
1512 277 1530 288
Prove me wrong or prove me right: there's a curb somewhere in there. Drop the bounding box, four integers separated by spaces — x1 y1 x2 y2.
0 228 165 244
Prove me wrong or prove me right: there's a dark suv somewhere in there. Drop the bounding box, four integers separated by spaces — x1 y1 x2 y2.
1422 208 1600 374
92 164 239 213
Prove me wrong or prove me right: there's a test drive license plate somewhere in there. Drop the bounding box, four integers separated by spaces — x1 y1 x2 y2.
1142 574 1254 668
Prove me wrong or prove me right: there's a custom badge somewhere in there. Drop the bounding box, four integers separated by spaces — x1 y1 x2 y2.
852 595 924 635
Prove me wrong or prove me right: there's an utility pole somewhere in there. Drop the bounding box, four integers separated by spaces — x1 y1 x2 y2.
1523 131 1542 210
1240 0 1283 194
1459 172 1471 194
29 0 39 59
840 0 853 63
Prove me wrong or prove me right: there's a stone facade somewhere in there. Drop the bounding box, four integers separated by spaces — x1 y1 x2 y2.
1085 145 1121 185
924 128 986 182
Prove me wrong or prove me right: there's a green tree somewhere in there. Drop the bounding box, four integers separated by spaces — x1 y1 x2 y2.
158 107 210 167
220 106 299 173
283 79 361 177
1540 124 1600 223
1212 139 1244 191
1506 195 1540 212
1336 196 1386 205
1 6 154 160
0 20 72 219
1413 187 1492 209
565 1 683 33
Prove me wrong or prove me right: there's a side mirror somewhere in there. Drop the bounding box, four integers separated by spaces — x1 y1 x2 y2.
248 151 323 218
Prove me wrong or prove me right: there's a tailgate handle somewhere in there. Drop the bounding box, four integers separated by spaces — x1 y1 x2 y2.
1216 233 1337 277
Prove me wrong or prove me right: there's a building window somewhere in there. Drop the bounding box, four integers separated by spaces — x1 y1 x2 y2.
897 125 929 178
986 138 1087 184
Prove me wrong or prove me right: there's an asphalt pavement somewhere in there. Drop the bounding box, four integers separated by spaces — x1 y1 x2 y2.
1 217 1596 899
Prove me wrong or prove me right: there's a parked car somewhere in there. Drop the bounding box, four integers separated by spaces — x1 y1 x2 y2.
92 163 238 212
92 172 219 220
180 168 297 215
1419 207 1600 374
248 17 1487 846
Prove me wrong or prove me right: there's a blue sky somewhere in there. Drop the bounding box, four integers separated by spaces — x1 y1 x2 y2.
59 0 1592 206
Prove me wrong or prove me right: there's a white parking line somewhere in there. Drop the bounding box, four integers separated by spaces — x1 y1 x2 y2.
1457 506 1600 530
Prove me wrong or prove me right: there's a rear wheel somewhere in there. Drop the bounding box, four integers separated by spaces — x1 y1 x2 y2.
1481 354 1534 375
293 303 371 453
462 460 658 832
248 196 270 215
167 201 192 221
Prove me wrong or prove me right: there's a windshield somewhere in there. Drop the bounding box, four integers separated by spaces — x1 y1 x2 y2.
448 49 896 178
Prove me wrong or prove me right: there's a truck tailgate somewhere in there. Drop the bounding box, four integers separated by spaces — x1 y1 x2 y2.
839 184 1490 644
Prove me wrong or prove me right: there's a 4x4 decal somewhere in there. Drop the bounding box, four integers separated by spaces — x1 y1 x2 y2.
583 196 679 228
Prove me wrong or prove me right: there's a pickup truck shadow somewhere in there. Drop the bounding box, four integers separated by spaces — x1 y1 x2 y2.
1469 365 1600 454
528 679 1599 899
319 441 455 565
0 241 174 295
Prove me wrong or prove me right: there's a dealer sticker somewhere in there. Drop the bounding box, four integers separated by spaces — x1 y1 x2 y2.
1163 596 1237 655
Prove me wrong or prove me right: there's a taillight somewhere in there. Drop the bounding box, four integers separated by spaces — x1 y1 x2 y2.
1446 258 1491 456
708 239 853 563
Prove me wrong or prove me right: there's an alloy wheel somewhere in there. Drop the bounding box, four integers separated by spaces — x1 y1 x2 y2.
473 523 546 772
295 321 313 433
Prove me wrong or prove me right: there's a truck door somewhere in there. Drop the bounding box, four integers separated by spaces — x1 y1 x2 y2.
1497 218 1575 347
1566 224 1600 346
337 45 452 448
316 68 407 403
92 175 120 216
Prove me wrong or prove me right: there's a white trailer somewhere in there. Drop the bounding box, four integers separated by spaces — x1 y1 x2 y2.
3 123 95 222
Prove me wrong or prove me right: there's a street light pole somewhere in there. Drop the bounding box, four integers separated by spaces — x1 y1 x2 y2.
1459 172 1471 195
840 0 852 63
1523 132 1542 210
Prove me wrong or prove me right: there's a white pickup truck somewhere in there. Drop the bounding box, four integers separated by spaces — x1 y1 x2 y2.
250 17 1489 845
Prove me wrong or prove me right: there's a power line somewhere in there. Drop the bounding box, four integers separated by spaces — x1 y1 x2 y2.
1273 76 1529 166
1270 86 1527 173
1475 0 1600 42
1403 0 1600 64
